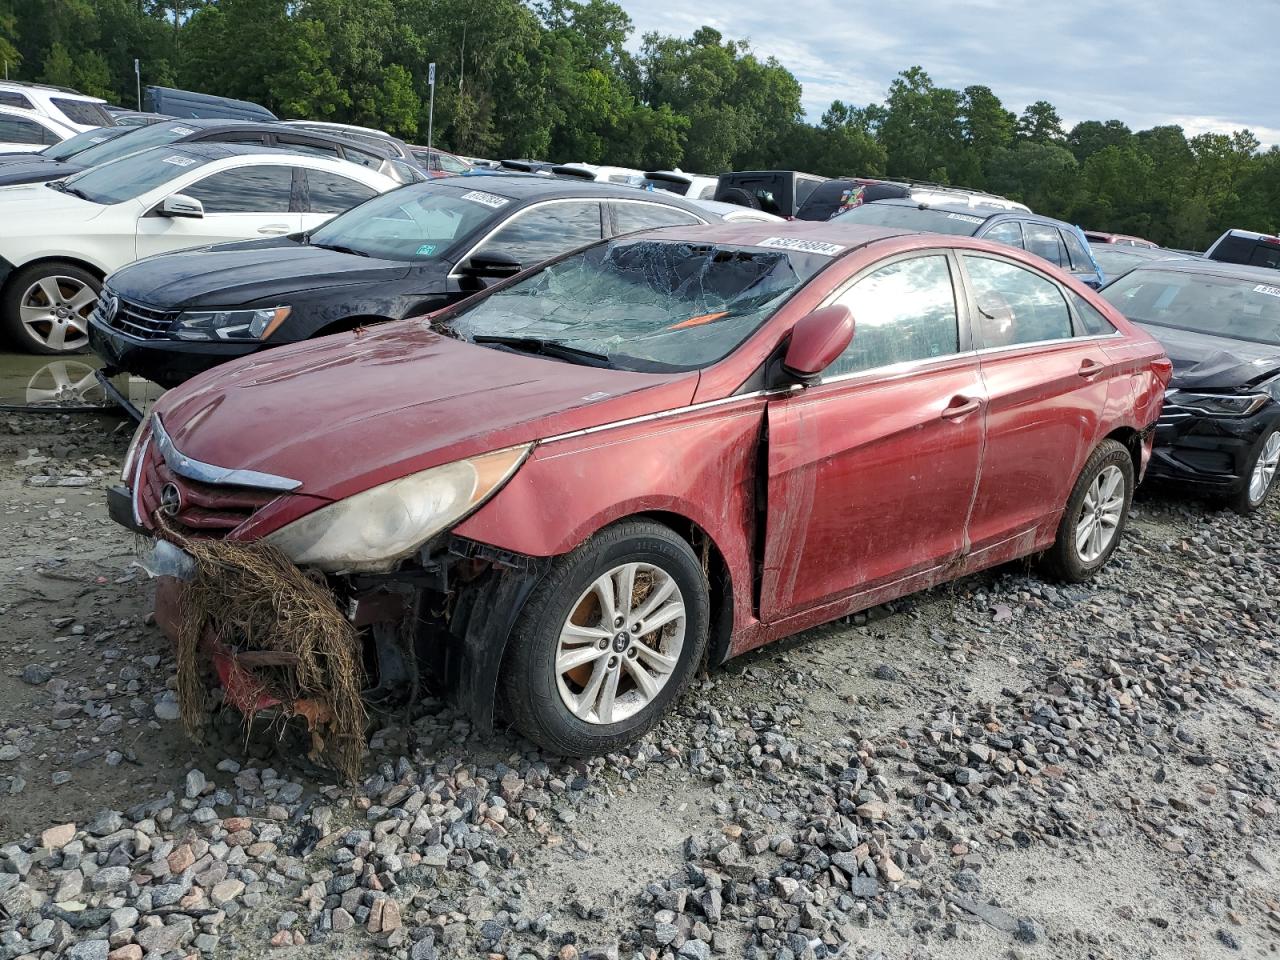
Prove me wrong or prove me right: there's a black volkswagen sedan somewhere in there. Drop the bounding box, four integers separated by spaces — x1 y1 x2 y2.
88 175 718 387
1101 259 1280 512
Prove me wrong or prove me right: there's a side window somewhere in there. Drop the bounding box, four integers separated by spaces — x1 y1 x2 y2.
0 116 46 144
438 154 470 174
41 123 63 145
1024 222 1065 267
477 201 602 265
1068 292 1117 336
826 255 960 377
983 220 1024 249
965 256 1073 348
0 92 32 109
613 202 702 234
305 170 377 214
184 165 295 213
1060 229 1095 273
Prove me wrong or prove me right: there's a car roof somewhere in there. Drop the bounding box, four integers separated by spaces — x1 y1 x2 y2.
605 218 912 250
0 80 104 101
1122 257 1280 284
426 172 707 205
155 141 315 161
871 197 1089 231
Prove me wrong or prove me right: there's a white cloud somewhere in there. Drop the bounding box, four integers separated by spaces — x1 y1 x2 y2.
621 0 1278 144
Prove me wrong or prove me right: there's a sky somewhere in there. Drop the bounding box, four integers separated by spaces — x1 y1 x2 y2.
622 0 1280 147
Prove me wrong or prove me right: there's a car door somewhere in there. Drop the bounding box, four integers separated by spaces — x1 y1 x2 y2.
135 163 303 260
298 168 380 232
961 253 1115 554
760 251 986 622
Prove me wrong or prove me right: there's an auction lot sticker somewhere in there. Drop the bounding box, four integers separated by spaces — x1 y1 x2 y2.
161 155 197 167
461 190 510 209
1254 283 1280 299
758 237 845 256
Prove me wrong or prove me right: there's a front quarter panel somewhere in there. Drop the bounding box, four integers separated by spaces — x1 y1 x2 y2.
452 398 767 634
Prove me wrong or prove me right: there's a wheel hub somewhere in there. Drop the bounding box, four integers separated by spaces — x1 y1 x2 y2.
612 631 630 653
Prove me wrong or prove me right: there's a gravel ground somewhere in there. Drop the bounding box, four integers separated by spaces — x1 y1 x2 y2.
0 409 1277 960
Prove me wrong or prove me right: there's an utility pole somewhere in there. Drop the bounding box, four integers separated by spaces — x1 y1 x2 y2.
134 59 141 111
427 62 436 158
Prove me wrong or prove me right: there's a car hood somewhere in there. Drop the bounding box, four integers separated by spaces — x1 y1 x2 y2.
109 242 416 309
154 322 697 502
0 181 104 221
0 158 78 185
1137 322 1280 390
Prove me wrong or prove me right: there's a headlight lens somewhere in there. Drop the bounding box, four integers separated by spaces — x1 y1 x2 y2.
121 414 152 482
264 444 531 573
172 306 292 341
1167 390 1269 417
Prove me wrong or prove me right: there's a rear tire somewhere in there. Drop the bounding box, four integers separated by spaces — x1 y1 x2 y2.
1 261 99 354
1039 439 1134 582
1226 427 1280 515
500 521 709 757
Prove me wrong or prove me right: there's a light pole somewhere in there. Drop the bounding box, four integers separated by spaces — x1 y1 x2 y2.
427 62 436 159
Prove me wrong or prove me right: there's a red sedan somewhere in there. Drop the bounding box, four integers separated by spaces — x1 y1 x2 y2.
111 222 1171 757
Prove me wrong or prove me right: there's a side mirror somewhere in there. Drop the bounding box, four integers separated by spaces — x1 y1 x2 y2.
782 305 855 385
157 193 204 219
458 250 522 280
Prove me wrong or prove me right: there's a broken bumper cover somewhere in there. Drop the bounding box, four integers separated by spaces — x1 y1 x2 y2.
139 536 548 732
1147 402 1280 494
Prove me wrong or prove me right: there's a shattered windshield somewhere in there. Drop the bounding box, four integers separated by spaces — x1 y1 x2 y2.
439 238 830 371
1102 269 1280 346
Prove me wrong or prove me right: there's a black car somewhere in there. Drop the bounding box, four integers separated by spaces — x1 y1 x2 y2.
89 175 724 388
836 198 1106 288
1101 259 1280 512
0 118 405 187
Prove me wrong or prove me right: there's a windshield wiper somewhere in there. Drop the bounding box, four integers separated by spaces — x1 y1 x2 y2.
310 241 369 257
472 334 612 367
47 180 91 201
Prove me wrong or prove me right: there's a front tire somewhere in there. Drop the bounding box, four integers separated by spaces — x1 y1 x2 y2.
1040 439 1134 582
1227 428 1280 515
500 521 709 757
1 261 99 354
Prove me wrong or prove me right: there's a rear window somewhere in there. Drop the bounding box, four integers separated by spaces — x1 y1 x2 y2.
837 202 987 236
1210 234 1280 271
440 238 830 372
639 177 688 195
52 98 114 127
1102 269 1280 346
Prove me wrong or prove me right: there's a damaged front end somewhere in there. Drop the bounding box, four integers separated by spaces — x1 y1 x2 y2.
110 414 545 775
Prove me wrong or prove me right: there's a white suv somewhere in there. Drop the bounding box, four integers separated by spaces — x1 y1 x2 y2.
0 82 115 132
0 105 77 153
0 142 398 354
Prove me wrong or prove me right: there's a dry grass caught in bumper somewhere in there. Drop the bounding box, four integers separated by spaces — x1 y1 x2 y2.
155 511 367 781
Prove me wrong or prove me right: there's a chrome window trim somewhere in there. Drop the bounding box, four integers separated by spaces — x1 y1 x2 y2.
151 414 301 491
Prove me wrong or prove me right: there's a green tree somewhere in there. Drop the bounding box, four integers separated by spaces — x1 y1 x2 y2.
1017 100 1066 144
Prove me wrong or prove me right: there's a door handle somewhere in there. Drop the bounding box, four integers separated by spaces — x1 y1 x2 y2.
1078 358 1105 378
941 396 982 420
257 224 290 235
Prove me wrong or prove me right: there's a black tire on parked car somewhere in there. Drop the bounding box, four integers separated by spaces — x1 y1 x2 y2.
1226 427 1280 515
500 520 710 757
1039 438 1134 583
1 260 100 355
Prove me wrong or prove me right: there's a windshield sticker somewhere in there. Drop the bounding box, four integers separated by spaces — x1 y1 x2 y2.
89 136 108 143
415 243 438 256
161 155 197 167
757 237 845 256
946 212 985 225
1254 284 1280 299
169 126 195 136
460 189 509 209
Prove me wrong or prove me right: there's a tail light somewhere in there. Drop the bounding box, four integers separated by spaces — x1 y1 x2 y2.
1151 356 1174 386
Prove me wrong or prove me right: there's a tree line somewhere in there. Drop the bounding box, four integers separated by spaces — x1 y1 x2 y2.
2 0 1277 249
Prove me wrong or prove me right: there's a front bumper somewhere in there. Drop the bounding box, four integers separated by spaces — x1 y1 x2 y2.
1146 400 1279 494
89 314 261 388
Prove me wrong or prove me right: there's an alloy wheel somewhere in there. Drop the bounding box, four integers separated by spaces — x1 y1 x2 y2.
554 562 686 725
26 360 105 406
1248 432 1280 505
1075 464 1125 564
18 275 95 352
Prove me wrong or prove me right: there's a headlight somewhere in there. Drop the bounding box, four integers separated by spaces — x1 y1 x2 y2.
264 444 532 573
1167 390 1269 417
121 414 152 482
172 306 292 341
